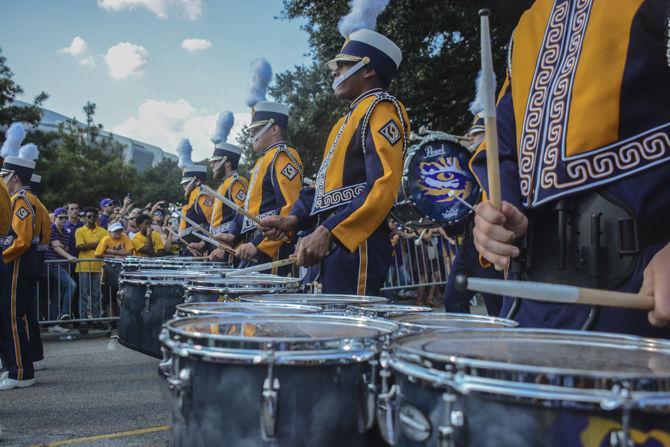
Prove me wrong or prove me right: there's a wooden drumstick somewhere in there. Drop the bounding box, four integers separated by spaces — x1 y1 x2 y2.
455 275 654 310
222 257 296 277
200 184 291 243
479 9 504 270
181 213 236 254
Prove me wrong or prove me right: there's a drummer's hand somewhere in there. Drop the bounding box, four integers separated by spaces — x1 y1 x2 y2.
214 233 235 244
641 243 670 327
473 200 528 268
188 241 206 251
295 225 332 267
235 242 258 261
258 215 297 241
209 248 228 261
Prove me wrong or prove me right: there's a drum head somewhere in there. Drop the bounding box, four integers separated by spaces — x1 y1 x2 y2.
397 329 670 379
175 302 321 316
240 293 388 307
392 312 517 330
401 134 480 227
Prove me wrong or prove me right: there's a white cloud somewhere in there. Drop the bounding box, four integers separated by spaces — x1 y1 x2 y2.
112 99 250 161
104 42 148 80
97 0 202 20
181 38 212 52
59 36 96 67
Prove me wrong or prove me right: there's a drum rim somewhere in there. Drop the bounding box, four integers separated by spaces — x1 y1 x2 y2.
393 328 670 379
239 293 388 305
185 275 302 288
161 314 398 364
175 302 322 316
391 312 518 328
347 304 433 313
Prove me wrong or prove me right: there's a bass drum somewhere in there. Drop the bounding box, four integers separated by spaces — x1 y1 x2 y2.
392 131 480 228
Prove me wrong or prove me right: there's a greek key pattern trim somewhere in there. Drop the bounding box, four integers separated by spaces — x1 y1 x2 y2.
211 221 232 235
242 210 276 234
312 92 407 215
517 0 570 204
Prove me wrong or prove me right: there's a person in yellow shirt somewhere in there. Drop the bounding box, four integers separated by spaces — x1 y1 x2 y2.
132 215 167 257
74 208 108 319
94 222 134 258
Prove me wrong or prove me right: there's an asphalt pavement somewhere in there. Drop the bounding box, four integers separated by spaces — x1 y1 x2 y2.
0 337 171 446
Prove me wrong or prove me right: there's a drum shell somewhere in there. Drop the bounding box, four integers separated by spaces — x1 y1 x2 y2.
118 281 185 358
103 258 123 287
389 370 670 447
160 314 399 447
166 358 372 447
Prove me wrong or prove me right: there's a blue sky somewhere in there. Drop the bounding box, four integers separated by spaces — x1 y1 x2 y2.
0 0 312 159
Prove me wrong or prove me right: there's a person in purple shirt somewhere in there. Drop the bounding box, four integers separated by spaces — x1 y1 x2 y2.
45 207 78 332
64 202 83 255
98 198 114 229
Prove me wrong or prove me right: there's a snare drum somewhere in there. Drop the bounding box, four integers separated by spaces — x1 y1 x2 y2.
391 312 517 334
118 269 209 357
159 314 398 447
121 257 228 272
174 301 321 318
380 329 670 446
240 293 388 313
184 275 303 303
347 304 433 319
392 131 480 228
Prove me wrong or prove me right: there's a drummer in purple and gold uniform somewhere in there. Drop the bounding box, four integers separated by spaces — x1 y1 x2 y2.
207 112 249 263
222 101 303 275
470 0 670 339
176 139 213 257
260 29 410 295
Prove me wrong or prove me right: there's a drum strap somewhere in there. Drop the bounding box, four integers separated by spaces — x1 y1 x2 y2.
516 189 670 290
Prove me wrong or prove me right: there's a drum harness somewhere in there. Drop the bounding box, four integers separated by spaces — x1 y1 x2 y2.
509 189 670 329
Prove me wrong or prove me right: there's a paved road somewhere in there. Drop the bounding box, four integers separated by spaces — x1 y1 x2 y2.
0 337 171 446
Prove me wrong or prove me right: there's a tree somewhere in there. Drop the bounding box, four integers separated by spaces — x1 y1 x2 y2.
0 46 48 128
135 159 185 205
273 0 533 177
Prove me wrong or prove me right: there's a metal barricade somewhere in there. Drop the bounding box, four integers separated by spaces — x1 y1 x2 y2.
381 231 456 296
37 258 118 326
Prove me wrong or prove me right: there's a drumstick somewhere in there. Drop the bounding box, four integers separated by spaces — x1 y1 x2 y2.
192 232 236 255
454 274 654 310
166 227 205 257
200 184 291 243
222 257 296 277
479 10 505 272
181 213 236 253
448 191 475 211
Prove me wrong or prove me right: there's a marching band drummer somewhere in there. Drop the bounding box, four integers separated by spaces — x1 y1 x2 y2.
221 101 303 275
470 0 670 337
0 153 39 390
176 138 213 257
260 29 410 296
207 113 249 262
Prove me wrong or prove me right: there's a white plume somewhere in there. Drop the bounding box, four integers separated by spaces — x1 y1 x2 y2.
338 0 390 37
19 143 39 162
211 111 235 145
1 122 27 158
469 69 496 116
245 58 273 108
177 138 193 168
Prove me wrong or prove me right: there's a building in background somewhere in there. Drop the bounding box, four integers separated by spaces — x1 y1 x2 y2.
10 100 177 172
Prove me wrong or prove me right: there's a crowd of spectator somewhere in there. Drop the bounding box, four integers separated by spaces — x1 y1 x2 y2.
41 196 179 333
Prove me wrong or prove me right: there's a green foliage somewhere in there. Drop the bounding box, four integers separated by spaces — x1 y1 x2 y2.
273 0 533 177
133 158 184 205
0 46 48 127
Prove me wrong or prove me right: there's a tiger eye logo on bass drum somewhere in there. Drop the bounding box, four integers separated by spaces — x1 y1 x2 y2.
408 140 479 226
